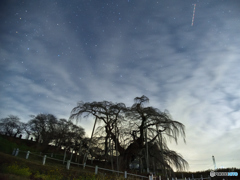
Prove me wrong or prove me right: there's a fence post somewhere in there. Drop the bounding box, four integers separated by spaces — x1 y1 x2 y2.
159 175 161 180
26 151 30 159
83 162 86 169
12 148 16 156
66 160 70 170
95 166 98 174
124 171 127 179
201 175 203 180
15 148 19 156
43 155 47 165
148 175 150 180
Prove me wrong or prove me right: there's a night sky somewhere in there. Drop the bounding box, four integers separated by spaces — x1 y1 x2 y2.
1 0 240 171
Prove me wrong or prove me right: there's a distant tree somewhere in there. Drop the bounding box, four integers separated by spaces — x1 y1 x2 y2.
54 119 85 151
28 114 58 147
54 119 71 148
0 115 24 137
70 123 85 153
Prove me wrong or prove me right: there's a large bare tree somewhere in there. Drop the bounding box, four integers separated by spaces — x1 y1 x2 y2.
70 96 188 174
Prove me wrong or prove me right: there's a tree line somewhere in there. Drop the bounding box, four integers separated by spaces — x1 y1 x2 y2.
0 114 86 153
0 95 189 176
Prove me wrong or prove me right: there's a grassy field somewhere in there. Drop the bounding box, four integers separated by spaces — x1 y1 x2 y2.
1 135 239 180
0 135 144 180
0 151 137 180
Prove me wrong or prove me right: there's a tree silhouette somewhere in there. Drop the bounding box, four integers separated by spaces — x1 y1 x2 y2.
70 101 126 167
70 95 188 173
0 115 24 137
28 114 59 147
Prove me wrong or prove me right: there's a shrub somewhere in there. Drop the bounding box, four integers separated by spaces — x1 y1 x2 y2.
4 163 31 177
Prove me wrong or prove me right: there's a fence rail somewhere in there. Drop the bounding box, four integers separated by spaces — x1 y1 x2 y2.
12 148 211 180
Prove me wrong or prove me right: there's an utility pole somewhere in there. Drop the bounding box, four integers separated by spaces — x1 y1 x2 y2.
83 117 98 165
156 125 165 176
115 122 119 173
212 155 217 170
109 135 114 170
145 127 149 173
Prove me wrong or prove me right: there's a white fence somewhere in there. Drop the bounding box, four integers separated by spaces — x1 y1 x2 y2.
12 148 211 180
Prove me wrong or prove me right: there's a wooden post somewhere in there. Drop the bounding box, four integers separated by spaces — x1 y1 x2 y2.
66 160 70 170
43 155 47 165
15 148 19 156
26 151 30 159
124 171 127 179
95 166 98 174
12 148 16 156
149 174 153 180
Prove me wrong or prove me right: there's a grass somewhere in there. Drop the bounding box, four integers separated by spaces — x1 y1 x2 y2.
1 135 240 180
0 173 30 180
0 135 148 179
0 151 143 180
